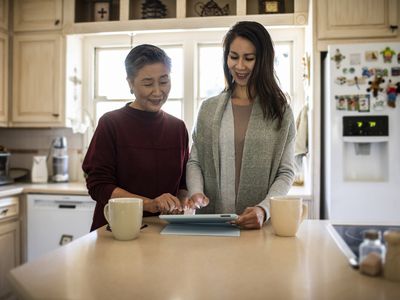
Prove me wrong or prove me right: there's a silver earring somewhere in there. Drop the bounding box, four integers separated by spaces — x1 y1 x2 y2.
130 89 134 94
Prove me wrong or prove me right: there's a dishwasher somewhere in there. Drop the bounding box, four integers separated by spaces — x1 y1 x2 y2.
27 194 95 262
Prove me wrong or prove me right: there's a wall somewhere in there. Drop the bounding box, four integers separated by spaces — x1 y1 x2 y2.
0 127 85 182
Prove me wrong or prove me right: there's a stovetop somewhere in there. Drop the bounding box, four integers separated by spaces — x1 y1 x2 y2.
332 224 400 259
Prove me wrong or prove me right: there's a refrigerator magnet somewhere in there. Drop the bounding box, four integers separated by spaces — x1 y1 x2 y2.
358 94 370 112
391 67 400 76
349 53 361 65
331 49 346 69
335 95 347 110
347 95 359 111
365 51 379 61
380 46 396 63
367 76 385 98
372 95 386 111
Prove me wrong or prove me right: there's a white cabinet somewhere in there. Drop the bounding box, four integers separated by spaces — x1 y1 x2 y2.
12 33 64 127
0 32 7 126
0 0 8 31
317 0 398 39
0 197 20 300
14 0 62 32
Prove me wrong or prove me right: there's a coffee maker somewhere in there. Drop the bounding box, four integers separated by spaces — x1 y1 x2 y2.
51 137 69 182
0 146 13 185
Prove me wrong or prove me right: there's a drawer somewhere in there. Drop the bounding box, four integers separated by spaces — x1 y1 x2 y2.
0 196 19 221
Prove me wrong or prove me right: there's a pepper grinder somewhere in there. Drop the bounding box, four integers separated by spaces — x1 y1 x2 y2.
383 230 400 282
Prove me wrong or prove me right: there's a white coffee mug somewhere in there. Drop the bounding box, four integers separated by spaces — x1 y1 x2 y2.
104 198 143 241
270 196 307 237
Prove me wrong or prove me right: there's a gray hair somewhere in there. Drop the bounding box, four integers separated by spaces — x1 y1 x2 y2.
125 44 171 79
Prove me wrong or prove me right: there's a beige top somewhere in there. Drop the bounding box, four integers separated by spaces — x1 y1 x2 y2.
8 219 400 300
232 103 253 196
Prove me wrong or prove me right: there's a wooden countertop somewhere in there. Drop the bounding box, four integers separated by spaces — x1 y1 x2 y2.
8 219 400 300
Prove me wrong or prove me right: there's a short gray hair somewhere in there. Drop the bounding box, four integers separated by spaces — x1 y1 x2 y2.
125 44 171 79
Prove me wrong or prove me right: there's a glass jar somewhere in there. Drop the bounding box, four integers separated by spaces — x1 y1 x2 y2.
359 229 386 264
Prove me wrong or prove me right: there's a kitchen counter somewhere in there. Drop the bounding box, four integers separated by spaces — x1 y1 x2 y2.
8 219 400 300
0 182 88 198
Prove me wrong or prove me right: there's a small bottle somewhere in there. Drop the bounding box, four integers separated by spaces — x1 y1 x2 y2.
359 229 386 264
383 230 400 282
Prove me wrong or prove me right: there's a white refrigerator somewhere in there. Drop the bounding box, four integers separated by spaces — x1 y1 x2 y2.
323 42 400 223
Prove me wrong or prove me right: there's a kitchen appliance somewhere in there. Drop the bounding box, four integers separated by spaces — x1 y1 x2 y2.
51 136 69 182
31 156 48 183
27 194 95 262
323 42 400 223
0 147 14 185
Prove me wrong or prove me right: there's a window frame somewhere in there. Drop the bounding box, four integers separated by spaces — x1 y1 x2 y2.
81 27 305 141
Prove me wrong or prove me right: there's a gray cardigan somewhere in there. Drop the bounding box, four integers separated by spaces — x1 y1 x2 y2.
186 92 295 218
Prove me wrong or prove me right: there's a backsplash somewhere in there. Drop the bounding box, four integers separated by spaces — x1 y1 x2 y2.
0 128 86 182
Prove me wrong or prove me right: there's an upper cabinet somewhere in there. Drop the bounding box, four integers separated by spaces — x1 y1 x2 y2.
317 0 398 39
0 0 8 31
64 0 309 34
0 32 7 126
12 33 64 127
14 0 63 32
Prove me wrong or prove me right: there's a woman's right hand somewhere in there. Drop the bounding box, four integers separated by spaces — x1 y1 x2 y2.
151 193 183 214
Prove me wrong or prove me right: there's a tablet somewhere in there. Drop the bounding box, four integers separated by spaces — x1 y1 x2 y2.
159 214 238 224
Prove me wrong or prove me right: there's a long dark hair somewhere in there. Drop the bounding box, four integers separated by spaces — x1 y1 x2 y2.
223 21 288 124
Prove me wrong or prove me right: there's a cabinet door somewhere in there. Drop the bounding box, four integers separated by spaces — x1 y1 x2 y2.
0 32 7 126
14 0 62 31
12 33 64 126
317 0 398 39
0 220 20 299
0 0 8 31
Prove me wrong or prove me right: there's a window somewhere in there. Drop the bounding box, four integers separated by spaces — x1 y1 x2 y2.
94 46 183 122
83 27 304 132
197 42 293 107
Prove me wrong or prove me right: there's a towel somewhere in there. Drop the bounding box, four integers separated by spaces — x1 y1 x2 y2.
295 104 308 156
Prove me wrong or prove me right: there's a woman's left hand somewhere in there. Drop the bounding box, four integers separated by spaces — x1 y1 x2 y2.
234 207 266 229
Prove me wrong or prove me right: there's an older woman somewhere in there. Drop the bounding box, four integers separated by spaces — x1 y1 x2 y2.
83 44 189 231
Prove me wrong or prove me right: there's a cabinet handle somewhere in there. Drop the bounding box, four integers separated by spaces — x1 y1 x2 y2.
389 25 398 32
52 113 60 117
0 208 8 215
55 19 60 26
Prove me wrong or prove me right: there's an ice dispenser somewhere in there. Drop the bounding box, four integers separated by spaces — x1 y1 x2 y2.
342 116 389 181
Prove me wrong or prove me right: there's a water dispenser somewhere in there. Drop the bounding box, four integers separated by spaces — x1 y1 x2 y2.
342 116 389 182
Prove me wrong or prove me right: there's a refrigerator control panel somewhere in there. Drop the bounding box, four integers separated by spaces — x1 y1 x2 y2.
343 116 388 136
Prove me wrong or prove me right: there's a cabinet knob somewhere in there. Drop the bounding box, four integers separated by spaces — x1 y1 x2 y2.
55 19 60 26
52 113 60 117
389 25 398 32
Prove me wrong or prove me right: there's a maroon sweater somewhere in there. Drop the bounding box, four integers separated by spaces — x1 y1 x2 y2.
82 103 189 230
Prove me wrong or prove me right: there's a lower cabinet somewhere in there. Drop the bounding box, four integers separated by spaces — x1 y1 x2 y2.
0 197 20 299
0 220 20 299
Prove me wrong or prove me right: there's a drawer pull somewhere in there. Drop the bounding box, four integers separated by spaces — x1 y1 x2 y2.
1 208 9 215
390 25 398 32
59 204 76 209
55 19 60 26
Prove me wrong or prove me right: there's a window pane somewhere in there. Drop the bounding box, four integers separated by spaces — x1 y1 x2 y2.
97 48 131 100
95 46 183 122
162 100 182 119
163 47 183 99
96 101 127 123
199 45 224 99
198 43 292 101
274 43 291 96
